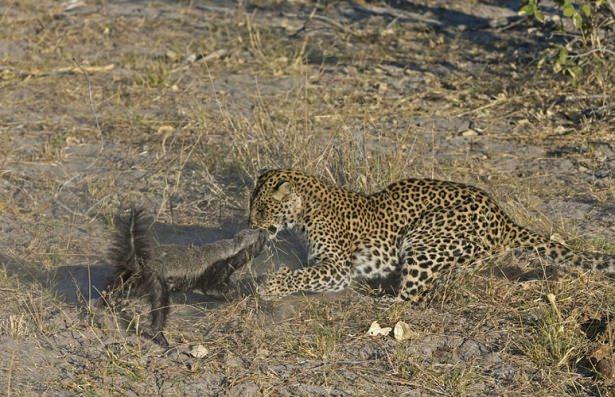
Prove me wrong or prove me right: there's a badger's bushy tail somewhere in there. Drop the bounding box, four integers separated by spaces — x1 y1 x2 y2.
506 225 614 278
105 207 169 346
107 207 153 281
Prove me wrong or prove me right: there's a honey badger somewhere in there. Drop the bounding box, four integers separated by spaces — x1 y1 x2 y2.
104 207 267 346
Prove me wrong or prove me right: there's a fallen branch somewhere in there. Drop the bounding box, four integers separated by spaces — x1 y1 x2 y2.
349 0 443 27
288 9 359 37
1 64 114 80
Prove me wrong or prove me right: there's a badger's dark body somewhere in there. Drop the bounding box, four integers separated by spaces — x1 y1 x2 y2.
105 208 267 346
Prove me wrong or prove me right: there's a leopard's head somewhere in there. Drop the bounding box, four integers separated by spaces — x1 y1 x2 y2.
249 170 303 237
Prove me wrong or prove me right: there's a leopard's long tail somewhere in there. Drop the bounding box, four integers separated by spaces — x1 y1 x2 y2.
105 207 169 346
505 225 614 278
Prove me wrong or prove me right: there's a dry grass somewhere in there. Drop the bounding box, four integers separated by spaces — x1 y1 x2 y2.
0 0 613 395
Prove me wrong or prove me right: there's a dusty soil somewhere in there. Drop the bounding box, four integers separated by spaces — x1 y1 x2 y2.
0 0 613 395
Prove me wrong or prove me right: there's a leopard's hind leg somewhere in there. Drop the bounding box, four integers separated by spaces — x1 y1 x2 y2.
393 205 496 303
396 233 484 302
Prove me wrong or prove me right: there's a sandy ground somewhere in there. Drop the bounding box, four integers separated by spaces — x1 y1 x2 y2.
0 0 613 395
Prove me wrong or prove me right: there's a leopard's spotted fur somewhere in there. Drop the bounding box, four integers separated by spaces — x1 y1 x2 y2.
249 169 614 301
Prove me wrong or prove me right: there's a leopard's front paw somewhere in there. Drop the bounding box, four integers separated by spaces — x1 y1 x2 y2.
257 267 294 301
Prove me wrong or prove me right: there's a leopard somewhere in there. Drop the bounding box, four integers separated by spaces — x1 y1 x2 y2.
249 169 614 301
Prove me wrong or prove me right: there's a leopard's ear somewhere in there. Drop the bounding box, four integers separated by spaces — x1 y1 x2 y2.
272 180 292 201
